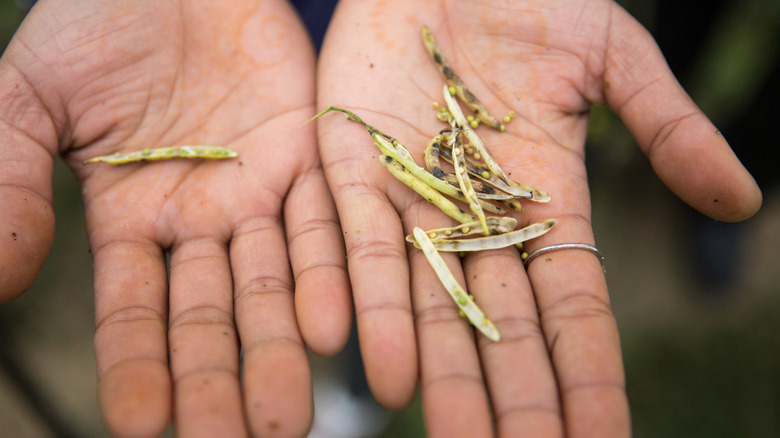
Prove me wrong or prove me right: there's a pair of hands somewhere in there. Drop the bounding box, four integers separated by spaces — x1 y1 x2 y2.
0 0 761 437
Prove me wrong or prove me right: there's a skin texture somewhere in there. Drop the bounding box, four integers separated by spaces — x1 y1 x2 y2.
0 0 763 437
0 0 351 436
316 1 761 437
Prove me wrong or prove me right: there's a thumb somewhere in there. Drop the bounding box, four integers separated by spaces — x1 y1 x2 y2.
0 63 57 301
603 5 762 222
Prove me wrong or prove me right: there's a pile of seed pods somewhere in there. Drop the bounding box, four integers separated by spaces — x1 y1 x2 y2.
315 26 557 341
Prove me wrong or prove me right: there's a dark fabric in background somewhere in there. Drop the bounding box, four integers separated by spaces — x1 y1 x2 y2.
290 0 338 52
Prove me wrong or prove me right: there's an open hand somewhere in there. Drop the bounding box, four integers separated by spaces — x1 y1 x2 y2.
316 1 761 437
0 0 350 436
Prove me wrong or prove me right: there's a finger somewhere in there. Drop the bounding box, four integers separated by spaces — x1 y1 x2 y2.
317 116 419 410
231 217 312 438
604 5 761 222
406 210 494 438
285 166 351 357
338 190 418 410
524 216 630 438
463 247 563 438
317 0 421 409
168 238 246 437
92 239 171 438
0 66 56 301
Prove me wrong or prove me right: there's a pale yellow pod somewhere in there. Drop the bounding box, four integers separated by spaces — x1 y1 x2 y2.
442 87 551 203
411 219 557 252
84 145 237 165
320 106 507 216
404 217 518 244
421 25 504 131
381 155 477 224
413 227 500 342
448 123 489 235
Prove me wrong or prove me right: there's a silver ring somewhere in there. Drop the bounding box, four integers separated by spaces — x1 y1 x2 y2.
523 243 605 272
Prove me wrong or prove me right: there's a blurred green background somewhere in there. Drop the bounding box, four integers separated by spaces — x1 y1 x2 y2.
1 0 779 437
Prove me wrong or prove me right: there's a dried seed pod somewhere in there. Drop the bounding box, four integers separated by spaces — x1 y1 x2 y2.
449 123 489 235
413 227 500 342
381 155 476 224
404 217 518 244
442 87 551 203
422 25 504 131
410 219 557 252
84 145 237 165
